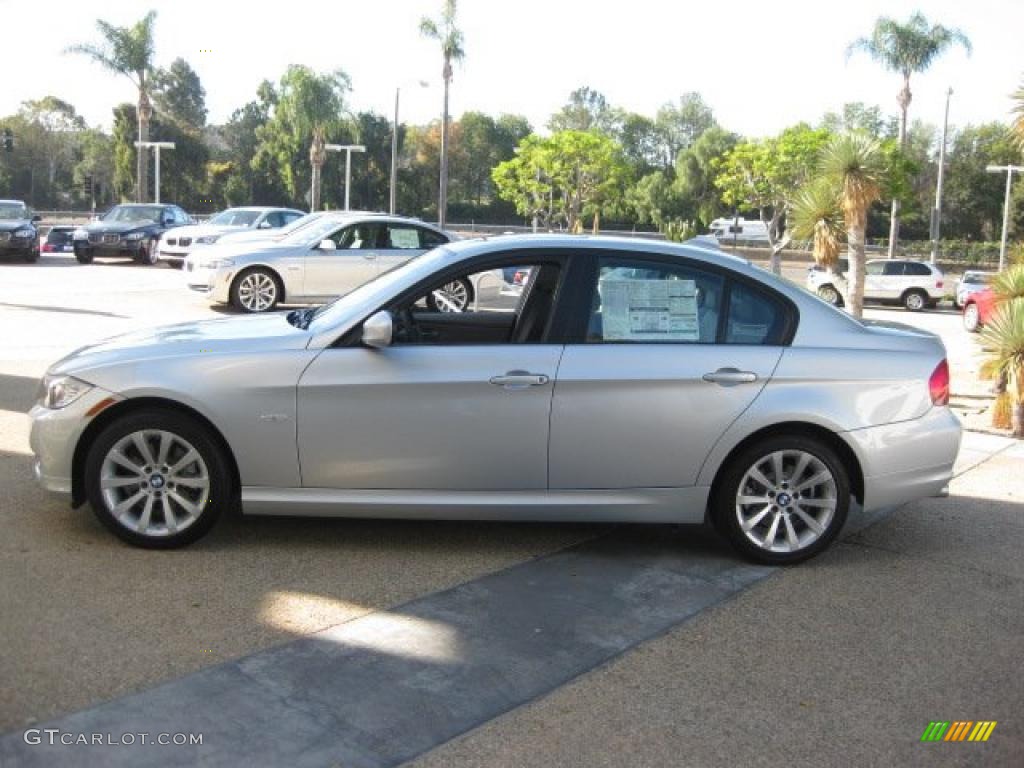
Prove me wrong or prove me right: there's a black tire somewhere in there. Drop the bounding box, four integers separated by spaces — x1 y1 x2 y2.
75 247 93 264
902 289 928 312
137 239 159 265
817 285 842 306
84 409 232 549
963 302 981 333
427 277 474 312
230 267 282 313
711 435 850 565
169 258 184 269
23 249 39 263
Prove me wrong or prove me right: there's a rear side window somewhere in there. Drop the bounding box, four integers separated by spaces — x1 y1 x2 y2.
882 262 905 276
418 227 448 249
726 283 784 345
903 262 932 276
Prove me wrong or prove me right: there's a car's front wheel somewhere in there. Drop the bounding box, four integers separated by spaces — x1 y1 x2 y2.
817 285 842 306
138 239 159 265
902 289 928 311
23 249 39 263
74 247 93 264
231 268 281 313
963 302 981 333
84 409 232 548
427 278 474 312
712 435 849 565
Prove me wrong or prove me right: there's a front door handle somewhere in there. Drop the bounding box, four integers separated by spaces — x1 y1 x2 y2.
702 368 758 385
361 252 377 260
489 370 550 389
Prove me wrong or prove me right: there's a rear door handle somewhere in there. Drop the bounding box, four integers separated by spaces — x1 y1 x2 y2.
489 370 550 389
702 368 758 385
362 252 377 260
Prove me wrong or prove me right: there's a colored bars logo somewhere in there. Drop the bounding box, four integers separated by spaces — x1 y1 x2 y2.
921 721 997 742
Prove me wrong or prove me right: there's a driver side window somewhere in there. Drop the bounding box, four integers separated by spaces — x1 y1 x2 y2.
334 223 383 250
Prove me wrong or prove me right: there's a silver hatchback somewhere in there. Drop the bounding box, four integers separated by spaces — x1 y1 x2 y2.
30 236 960 564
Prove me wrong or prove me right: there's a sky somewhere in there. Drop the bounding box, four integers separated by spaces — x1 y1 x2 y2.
1 0 1021 140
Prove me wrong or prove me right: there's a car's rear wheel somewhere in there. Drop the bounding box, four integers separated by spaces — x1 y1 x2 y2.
84 409 231 548
75 247 93 264
712 435 849 565
817 285 842 306
23 249 39 263
427 278 473 312
963 302 981 333
231 268 281 313
902 289 927 311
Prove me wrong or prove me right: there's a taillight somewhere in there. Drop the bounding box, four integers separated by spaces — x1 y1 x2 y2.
929 359 950 406
936 280 943 289
41 243 54 252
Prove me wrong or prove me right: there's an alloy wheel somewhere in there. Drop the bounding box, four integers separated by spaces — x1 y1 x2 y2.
734 449 837 554
431 280 470 312
963 303 980 332
818 286 840 305
904 292 925 311
99 430 210 538
237 272 278 312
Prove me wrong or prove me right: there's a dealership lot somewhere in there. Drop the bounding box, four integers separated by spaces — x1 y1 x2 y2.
1 252 1021 764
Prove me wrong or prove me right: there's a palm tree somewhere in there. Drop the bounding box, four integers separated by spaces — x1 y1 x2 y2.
818 134 886 319
67 11 159 203
420 0 465 229
982 296 1024 437
1012 75 1024 148
788 181 844 275
848 13 971 258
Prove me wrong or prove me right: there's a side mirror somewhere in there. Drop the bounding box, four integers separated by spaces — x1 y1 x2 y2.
31 214 42 223
258 220 272 229
361 310 393 349
318 239 336 250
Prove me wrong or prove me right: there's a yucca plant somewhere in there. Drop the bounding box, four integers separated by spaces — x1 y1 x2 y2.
788 181 844 273
991 263 1024 303
817 133 885 318
981 299 1024 436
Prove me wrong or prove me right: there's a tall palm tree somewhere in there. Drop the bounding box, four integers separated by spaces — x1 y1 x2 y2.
67 11 158 203
788 181 844 275
818 134 886 319
420 0 465 229
848 13 971 258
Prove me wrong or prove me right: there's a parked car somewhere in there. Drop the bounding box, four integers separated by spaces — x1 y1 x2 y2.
806 258 945 311
41 225 76 255
0 199 41 263
73 204 191 265
214 211 336 246
158 206 305 268
29 235 960 564
708 217 770 243
962 287 998 333
183 213 457 313
954 270 996 309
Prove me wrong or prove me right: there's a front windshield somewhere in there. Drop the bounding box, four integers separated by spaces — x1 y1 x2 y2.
307 247 451 332
208 209 261 227
0 202 28 220
281 216 347 246
102 205 164 224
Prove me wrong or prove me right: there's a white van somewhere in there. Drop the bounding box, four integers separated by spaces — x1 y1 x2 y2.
708 217 770 243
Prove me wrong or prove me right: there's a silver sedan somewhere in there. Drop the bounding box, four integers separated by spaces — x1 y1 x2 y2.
183 213 456 313
30 236 961 564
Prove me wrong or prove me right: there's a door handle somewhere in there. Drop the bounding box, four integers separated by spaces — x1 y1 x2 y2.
702 368 758 385
489 371 550 388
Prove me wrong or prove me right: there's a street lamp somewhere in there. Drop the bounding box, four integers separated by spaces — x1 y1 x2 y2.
391 81 429 215
986 164 1024 271
134 141 175 203
929 88 952 264
325 144 366 211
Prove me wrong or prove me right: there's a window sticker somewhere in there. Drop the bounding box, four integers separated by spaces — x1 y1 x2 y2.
599 278 699 341
389 228 420 249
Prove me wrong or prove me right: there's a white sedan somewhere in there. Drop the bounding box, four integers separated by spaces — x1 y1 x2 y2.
159 207 305 268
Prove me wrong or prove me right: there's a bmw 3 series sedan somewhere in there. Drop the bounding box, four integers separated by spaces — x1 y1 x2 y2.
30 236 961 564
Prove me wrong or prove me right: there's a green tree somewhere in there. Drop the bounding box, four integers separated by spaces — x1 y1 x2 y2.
714 124 831 273
67 10 159 203
153 58 207 131
943 123 1022 240
655 92 716 168
848 12 971 257
817 133 887 318
420 0 465 228
820 102 895 138
549 86 622 135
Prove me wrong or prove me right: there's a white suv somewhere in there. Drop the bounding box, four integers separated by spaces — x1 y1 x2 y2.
806 258 945 311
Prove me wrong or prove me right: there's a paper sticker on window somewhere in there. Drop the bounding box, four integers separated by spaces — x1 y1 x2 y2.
389 228 420 249
600 278 699 341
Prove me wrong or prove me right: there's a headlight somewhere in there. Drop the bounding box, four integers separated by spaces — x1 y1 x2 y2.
123 232 146 241
200 258 234 269
40 375 93 410
196 235 221 245
15 228 34 238
73 228 89 240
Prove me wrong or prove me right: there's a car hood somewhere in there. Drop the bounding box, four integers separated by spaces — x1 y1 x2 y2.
83 220 157 235
49 313 311 378
0 218 33 232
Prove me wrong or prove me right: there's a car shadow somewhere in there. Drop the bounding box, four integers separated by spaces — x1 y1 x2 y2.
0 302 129 319
0 372 40 412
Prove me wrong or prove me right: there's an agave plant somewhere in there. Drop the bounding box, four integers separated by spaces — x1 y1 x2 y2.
981 298 1024 437
991 263 1024 303
788 181 844 273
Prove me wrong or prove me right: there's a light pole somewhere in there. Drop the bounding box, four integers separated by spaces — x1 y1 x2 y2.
391 81 429 215
986 164 1024 271
929 88 952 264
134 141 175 203
325 144 366 211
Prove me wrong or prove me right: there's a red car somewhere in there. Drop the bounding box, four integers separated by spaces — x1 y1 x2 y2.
963 287 998 333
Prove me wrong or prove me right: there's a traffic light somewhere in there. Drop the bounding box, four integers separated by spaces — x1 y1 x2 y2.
84 174 94 197
1 128 12 152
